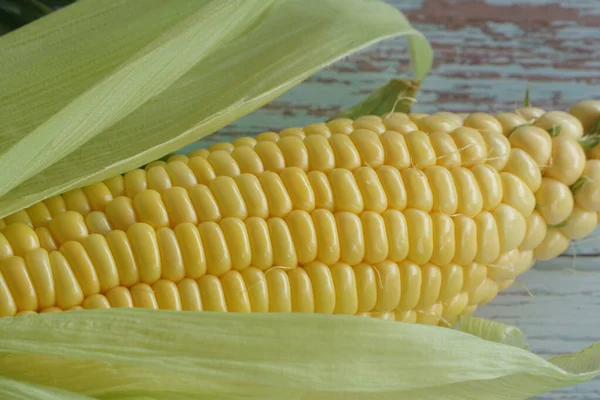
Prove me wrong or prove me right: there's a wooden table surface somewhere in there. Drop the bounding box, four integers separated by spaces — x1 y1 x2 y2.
187 1 600 398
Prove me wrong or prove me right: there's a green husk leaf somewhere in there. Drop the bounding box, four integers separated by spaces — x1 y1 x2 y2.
331 79 420 120
0 0 432 219
0 309 598 400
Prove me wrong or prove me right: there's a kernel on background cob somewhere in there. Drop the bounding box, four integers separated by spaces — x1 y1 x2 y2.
1 102 600 326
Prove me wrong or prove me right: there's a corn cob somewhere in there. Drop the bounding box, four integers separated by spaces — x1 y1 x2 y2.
1 103 599 326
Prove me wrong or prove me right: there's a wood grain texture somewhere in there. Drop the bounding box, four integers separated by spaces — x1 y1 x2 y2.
185 1 600 398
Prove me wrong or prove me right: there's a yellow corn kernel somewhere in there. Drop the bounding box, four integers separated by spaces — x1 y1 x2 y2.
574 161 600 212
106 286 134 308
231 146 264 175
177 278 203 311
330 168 364 214
402 131 436 168
81 234 119 292
128 223 161 284
404 209 433 265
305 134 335 172
450 127 488 166
500 172 535 217
397 260 421 311
60 241 100 297
266 268 292 312
198 275 227 312
429 131 462 169
221 271 251 313
474 211 500 264
479 131 510 171
311 209 340 266
545 136 586 187
335 212 364 266
188 156 216 185
509 125 552 167
209 176 247 219
331 263 358 315
278 136 309 170
430 213 455 266
152 279 181 310
451 167 483 217
377 166 407 211
287 210 317 265
327 118 354 135
502 149 542 192
166 161 197 188
520 211 547 251
402 168 433 212
83 293 111 309
245 217 273 270
207 151 240 178
0 256 37 311
221 218 251 271
235 174 269 218
569 100 600 132
494 112 527 136
439 263 463 302
85 211 112 236
198 221 231 276
240 267 268 312
268 217 297 269
130 283 159 309
379 131 411 170
50 251 84 310
471 164 503 211
35 227 57 252
535 178 574 225
3 223 40 257
288 267 314 313
517 107 545 121
374 260 401 312
353 116 386 134
361 212 388 264
382 209 409 262
416 115 459 133
534 229 569 261
304 123 332 137
4 210 33 228
280 167 315 212
463 113 503 134
105 197 138 231
156 228 185 282
452 215 477 265
260 171 293 218
560 207 598 240
63 189 92 216
349 129 384 168
24 248 55 309
304 261 335 314
106 230 139 287
163 187 198 226
26 202 52 228
353 263 377 313
133 190 169 229
535 111 584 140
493 204 526 253
425 166 458 215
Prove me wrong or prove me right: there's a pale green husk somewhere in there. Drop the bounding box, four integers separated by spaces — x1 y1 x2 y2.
0 309 598 400
0 0 432 218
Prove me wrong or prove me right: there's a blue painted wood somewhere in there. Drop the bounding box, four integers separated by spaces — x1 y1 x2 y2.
185 1 600 398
